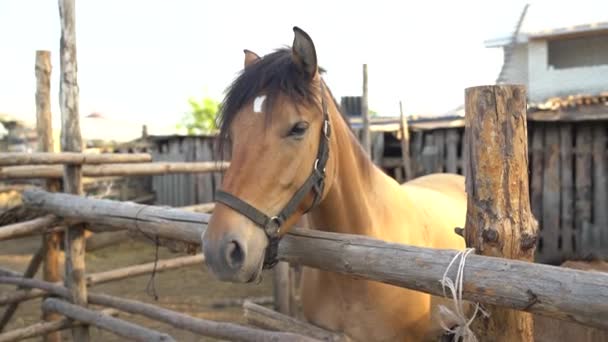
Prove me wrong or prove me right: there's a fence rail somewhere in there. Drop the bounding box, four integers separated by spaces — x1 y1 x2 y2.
21 188 608 330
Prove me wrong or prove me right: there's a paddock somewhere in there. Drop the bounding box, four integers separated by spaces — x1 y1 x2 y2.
1 1 607 341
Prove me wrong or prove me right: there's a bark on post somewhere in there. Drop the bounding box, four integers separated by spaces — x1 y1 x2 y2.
58 1 88 340
464 85 538 341
361 64 371 156
35 49 63 342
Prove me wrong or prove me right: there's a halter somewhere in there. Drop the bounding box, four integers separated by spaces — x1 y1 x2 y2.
214 82 331 269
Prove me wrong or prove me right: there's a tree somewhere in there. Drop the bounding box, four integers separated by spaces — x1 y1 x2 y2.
177 97 220 135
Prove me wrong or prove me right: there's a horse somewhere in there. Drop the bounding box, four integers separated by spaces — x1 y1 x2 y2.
202 27 468 341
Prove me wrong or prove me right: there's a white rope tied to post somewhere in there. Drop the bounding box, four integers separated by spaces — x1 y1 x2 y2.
438 248 489 342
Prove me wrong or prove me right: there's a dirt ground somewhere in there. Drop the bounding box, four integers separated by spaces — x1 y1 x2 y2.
0 234 274 341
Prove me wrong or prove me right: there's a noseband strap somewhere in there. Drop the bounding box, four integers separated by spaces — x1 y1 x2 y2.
215 82 331 269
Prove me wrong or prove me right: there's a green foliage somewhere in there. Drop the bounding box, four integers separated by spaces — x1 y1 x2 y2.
369 109 378 117
177 97 220 135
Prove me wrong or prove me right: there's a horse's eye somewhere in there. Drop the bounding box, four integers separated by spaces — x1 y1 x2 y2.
288 121 309 138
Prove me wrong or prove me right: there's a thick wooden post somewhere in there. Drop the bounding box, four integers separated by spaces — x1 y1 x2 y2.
36 50 63 342
398 101 413 181
58 0 89 341
361 64 371 155
464 85 538 341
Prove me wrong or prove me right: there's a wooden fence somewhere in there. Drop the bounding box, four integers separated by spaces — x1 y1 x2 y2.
2 81 607 341
355 115 608 265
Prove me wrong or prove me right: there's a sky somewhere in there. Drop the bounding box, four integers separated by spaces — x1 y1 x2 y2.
0 0 605 139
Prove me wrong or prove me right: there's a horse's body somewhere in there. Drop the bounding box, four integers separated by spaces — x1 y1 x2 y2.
202 27 467 341
299 92 466 341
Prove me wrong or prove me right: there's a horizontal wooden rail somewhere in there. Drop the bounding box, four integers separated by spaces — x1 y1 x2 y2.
0 308 118 342
21 189 608 330
0 215 58 241
0 255 204 306
0 161 229 180
244 300 350 341
0 152 151 166
42 298 174 342
0 277 319 342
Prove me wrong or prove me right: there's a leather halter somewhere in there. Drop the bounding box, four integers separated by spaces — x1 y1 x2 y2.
215 81 331 269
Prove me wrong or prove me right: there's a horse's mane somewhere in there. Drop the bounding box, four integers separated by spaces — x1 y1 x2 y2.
217 48 351 150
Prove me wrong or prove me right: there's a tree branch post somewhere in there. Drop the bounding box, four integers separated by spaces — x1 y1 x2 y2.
464 85 539 341
58 0 89 340
35 49 63 342
361 64 371 156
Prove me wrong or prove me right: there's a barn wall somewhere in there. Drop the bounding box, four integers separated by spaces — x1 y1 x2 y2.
150 136 222 207
384 121 608 264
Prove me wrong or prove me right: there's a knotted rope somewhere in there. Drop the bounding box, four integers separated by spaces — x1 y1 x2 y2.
438 248 489 342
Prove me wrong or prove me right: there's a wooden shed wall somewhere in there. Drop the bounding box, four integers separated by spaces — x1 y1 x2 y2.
150 136 222 206
379 121 608 264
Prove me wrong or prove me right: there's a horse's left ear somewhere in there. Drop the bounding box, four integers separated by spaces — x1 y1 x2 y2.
244 49 261 68
291 26 318 79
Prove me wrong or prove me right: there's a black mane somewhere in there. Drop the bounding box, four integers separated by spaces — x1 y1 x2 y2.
218 48 323 143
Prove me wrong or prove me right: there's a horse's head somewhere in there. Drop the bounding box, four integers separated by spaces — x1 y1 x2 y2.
202 27 335 283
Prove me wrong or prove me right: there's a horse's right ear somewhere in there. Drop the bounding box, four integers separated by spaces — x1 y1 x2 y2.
244 49 261 68
291 27 318 79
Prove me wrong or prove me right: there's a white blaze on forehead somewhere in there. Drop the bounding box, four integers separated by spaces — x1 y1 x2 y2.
253 95 266 113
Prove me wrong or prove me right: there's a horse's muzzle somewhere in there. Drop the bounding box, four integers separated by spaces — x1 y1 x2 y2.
201 222 268 283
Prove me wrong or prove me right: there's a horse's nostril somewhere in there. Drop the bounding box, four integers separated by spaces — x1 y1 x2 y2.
224 240 245 269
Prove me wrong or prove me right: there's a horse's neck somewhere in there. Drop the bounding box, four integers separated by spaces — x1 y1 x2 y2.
308 103 409 237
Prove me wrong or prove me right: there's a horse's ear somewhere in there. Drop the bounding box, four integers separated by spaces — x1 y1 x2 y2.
244 49 261 68
291 27 318 79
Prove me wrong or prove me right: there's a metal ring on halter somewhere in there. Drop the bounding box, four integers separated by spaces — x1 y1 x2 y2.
265 216 282 237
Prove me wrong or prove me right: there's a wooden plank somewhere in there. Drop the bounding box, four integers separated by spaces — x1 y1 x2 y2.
411 131 424 176
464 85 537 341
42 298 174 342
58 2 88 340
445 128 459 174
560 124 575 259
575 125 593 242
0 152 151 166
528 105 608 122
371 132 384 166
592 125 608 255
35 49 63 342
20 189 608 330
460 128 468 177
530 124 544 235
243 300 350 342
541 124 561 264
0 162 229 180
420 132 439 174
434 129 445 172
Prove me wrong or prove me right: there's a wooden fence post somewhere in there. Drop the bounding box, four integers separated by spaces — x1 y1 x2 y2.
361 64 371 156
464 85 538 341
35 50 63 342
399 101 413 180
58 0 89 341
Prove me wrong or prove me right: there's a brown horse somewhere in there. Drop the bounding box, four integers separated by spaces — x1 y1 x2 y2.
202 27 467 341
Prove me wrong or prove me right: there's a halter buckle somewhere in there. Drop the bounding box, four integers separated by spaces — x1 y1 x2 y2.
264 216 282 237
